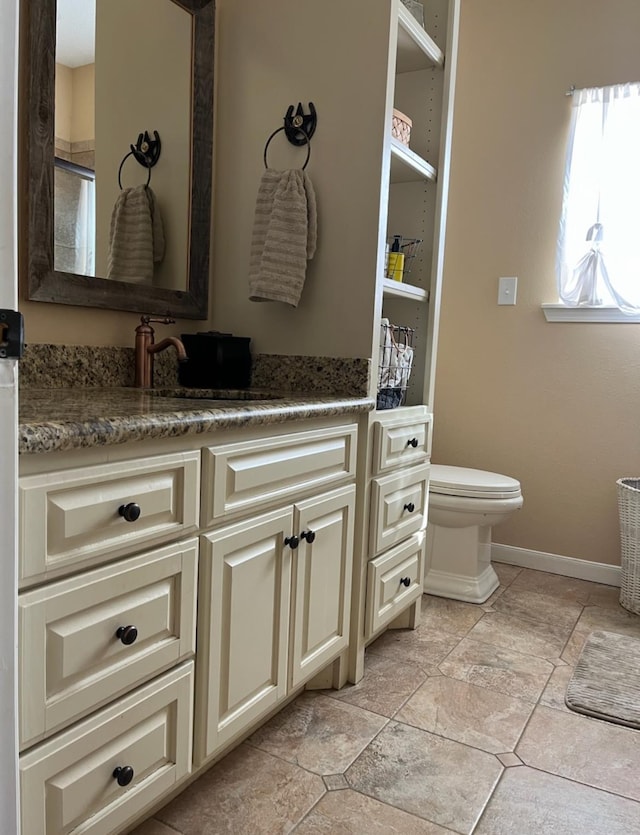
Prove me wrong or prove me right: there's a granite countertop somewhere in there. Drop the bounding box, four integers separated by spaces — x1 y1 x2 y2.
19 387 375 455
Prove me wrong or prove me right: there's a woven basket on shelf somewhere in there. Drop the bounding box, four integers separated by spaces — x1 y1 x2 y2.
616 477 640 615
391 108 412 146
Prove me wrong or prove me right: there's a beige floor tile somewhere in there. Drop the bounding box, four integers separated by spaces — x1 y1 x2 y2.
439 636 553 702
491 586 583 631
493 563 523 587
475 766 640 834
516 705 640 801
156 743 324 834
346 721 502 834
509 568 597 603
322 652 427 717
420 595 485 637
366 623 460 673
247 692 387 775
466 611 571 662
539 664 574 713
561 604 640 664
396 677 533 754
129 821 181 835
585 584 626 609
480 584 506 610
293 789 451 834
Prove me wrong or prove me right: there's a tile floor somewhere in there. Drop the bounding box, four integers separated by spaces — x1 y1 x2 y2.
132 565 640 834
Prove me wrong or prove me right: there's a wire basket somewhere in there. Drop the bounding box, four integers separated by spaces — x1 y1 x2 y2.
617 477 640 615
377 321 415 410
385 237 423 281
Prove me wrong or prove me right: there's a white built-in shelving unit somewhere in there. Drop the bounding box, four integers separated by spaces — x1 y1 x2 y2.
379 0 459 411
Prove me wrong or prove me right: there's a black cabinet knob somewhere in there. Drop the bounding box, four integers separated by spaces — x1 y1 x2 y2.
285 535 299 550
300 530 316 544
400 577 411 587
116 625 138 646
407 438 419 448
403 502 415 513
118 502 141 523
113 766 135 787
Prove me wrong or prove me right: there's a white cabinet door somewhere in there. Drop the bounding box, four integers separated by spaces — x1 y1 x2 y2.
196 508 292 763
290 485 355 689
19 540 198 748
20 662 194 835
20 450 200 585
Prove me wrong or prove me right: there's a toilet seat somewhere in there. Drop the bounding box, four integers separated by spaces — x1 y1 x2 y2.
430 465 521 500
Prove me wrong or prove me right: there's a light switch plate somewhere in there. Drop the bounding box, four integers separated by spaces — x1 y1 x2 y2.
498 276 518 305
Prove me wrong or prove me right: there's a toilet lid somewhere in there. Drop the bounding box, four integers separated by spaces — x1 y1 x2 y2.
430 465 521 499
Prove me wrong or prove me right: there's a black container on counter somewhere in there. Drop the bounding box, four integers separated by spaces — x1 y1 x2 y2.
178 331 252 388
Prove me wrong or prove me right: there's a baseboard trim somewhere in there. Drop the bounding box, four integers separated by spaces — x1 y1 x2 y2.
492 543 621 587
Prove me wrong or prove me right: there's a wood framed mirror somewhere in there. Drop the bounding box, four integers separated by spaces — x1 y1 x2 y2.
22 0 214 319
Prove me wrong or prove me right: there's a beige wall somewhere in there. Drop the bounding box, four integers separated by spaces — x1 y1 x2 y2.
54 63 95 144
71 63 95 143
54 63 72 144
434 0 640 566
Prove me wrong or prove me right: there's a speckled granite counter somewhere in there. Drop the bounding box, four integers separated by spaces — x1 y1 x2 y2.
19 388 375 455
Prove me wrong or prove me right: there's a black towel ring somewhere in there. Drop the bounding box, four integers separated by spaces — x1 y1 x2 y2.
117 150 152 190
263 126 311 170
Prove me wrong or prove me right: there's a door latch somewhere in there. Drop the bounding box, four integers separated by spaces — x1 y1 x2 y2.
0 310 25 359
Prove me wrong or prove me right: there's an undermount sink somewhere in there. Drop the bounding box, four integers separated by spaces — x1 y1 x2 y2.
151 388 285 401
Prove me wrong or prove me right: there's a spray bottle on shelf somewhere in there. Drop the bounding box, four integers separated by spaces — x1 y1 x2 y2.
387 235 405 282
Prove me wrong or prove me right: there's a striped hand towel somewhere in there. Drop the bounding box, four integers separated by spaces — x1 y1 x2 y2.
249 168 317 307
107 185 165 284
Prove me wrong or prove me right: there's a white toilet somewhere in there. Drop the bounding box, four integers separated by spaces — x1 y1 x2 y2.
425 464 523 604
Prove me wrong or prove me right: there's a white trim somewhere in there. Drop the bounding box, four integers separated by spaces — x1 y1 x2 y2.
0 0 19 829
542 303 640 323
492 543 621 587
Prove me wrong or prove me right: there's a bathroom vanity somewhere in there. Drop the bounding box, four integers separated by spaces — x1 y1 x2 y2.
17 389 370 833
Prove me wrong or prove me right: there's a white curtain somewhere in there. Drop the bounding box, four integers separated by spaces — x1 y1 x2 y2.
556 82 640 313
73 177 96 275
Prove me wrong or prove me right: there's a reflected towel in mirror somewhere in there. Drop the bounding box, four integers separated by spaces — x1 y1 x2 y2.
248 169 317 307
107 185 165 284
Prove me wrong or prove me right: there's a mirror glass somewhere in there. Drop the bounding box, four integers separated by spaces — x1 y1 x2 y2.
54 0 192 291
25 0 214 319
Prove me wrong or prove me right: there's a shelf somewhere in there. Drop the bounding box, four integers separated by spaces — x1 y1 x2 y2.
389 137 437 184
383 278 429 302
396 4 444 73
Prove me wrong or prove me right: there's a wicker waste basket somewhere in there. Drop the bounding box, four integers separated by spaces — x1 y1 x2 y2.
616 477 640 615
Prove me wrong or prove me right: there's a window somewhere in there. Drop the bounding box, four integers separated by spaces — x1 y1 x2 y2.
556 82 640 314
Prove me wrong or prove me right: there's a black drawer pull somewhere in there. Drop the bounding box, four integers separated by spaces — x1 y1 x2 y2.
285 535 299 550
116 625 138 646
113 765 134 787
400 577 411 587
407 438 419 448
118 502 141 523
403 502 415 513
300 529 316 544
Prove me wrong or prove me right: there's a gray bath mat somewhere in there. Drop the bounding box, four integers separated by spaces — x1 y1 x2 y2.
566 630 640 729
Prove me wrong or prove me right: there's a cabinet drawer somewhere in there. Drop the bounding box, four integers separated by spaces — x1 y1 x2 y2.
20 451 200 585
366 532 425 636
372 411 432 475
19 539 198 749
201 424 357 523
20 662 194 835
369 463 430 556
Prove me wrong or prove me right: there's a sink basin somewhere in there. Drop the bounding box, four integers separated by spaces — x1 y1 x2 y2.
151 388 285 401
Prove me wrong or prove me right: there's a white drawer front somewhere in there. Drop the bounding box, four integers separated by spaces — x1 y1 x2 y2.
20 662 194 835
366 532 425 636
19 540 198 749
370 463 430 556
372 412 431 475
202 424 357 523
20 451 200 585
